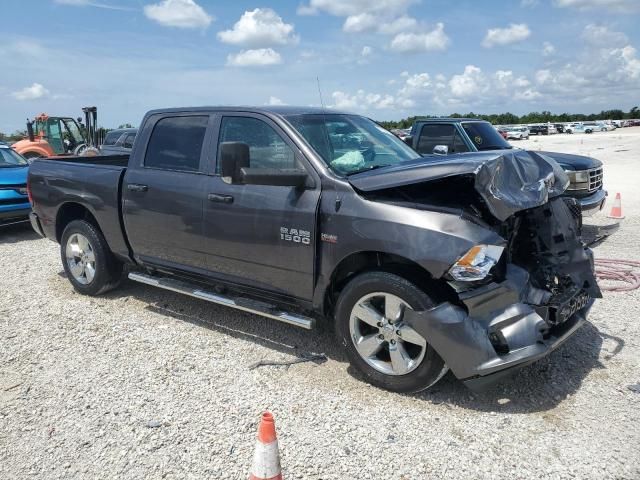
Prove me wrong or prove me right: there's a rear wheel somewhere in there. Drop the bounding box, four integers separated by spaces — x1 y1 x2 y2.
61 220 123 296
335 272 447 393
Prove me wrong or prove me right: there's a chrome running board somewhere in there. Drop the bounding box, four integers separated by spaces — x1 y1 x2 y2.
128 272 315 330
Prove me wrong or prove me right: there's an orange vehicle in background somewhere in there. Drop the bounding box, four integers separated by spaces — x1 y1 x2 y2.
13 107 100 159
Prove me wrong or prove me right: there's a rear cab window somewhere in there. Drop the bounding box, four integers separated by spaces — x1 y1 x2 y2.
102 131 121 146
145 116 208 172
461 122 512 151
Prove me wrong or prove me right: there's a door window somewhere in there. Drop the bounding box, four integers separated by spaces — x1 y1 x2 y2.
451 131 469 153
46 118 65 154
416 124 455 154
145 116 208 172
123 133 136 149
217 116 296 172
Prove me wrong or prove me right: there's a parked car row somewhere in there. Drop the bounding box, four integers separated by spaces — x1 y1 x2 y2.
494 119 640 136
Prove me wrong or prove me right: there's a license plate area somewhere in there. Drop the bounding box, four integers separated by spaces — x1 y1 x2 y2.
548 287 590 325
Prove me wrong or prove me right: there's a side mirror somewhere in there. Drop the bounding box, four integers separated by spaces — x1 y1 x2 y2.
219 142 250 184
403 135 413 146
433 145 449 155
240 168 308 187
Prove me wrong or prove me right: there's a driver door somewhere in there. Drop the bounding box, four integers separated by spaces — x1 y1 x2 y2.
202 113 321 300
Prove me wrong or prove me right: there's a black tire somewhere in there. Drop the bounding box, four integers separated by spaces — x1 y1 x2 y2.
334 271 447 393
60 219 123 296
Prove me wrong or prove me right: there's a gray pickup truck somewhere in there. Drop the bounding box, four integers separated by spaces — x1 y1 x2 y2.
406 118 607 216
28 106 600 392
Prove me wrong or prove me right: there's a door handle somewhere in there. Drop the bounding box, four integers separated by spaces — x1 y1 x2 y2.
208 193 234 204
127 183 148 192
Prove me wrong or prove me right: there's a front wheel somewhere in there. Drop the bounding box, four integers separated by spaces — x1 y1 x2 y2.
61 220 123 296
334 272 448 393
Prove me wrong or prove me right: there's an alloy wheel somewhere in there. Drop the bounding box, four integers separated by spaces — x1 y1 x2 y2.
349 292 427 376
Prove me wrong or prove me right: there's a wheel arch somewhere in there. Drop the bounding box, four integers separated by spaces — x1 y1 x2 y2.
321 251 456 318
55 202 101 242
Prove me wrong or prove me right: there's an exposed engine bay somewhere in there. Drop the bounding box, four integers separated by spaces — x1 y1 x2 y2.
349 151 602 387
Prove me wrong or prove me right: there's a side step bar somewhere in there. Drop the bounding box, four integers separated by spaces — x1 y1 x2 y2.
128 272 315 330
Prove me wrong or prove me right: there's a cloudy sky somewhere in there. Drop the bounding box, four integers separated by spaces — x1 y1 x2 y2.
1 0 639 131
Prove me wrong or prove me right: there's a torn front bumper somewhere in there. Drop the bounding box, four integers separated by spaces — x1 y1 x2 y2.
404 264 594 391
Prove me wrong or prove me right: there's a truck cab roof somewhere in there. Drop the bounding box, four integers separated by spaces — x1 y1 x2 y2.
144 106 353 117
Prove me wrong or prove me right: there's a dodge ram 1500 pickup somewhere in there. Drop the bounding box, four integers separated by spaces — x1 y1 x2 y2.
28 107 601 392
405 118 607 216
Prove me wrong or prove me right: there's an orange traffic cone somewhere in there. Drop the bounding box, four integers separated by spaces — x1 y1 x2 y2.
249 412 282 480
607 192 625 219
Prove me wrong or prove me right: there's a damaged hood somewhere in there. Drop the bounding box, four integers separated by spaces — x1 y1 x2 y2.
349 150 570 221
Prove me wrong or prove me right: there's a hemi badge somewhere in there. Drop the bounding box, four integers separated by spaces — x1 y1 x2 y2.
321 233 338 244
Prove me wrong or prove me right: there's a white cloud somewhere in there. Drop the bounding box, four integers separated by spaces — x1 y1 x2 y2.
482 23 531 48
582 24 628 46
389 23 450 53
330 89 412 111
343 13 378 33
377 16 418 35
266 96 286 106
449 65 486 98
144 0 213 29
398 72 431 98
521 0 539 6
542 41 555 56
226 48 282 67
298 0 420 37
554 0 640 12
55 0 133 10
11 83 50 100
218 8 298 48
361 46 373 57
299 0 416 18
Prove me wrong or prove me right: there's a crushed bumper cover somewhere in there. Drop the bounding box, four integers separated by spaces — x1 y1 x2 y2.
404 264 594 391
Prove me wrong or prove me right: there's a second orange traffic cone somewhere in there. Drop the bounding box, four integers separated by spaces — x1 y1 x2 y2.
249 412 282 480
607 192 625 219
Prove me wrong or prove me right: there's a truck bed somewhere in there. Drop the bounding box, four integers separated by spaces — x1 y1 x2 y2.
28 157 131 258
41 154 129 167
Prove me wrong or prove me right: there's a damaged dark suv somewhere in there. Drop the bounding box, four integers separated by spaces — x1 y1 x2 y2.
27 107 601 392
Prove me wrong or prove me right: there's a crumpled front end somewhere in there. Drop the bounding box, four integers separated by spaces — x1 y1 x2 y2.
404 196 601 390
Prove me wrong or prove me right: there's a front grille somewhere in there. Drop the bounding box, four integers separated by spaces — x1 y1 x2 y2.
588 167 603 192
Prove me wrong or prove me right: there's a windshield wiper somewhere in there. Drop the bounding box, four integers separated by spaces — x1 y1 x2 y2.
347 164 391 176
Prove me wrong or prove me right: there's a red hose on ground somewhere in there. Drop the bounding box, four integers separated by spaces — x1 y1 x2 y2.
594 258 640 292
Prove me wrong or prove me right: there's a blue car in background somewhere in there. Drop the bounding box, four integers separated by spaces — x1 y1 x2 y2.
0 143 31 226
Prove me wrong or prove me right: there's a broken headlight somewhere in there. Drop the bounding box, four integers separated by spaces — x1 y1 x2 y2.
447 245 505 282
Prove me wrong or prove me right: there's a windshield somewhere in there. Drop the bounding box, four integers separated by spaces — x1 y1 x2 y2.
61 118 84 143
462 122 512 151
285 114 420 175
0 148 28 167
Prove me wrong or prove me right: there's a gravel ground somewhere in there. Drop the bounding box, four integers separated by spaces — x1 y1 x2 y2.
1 129 640 479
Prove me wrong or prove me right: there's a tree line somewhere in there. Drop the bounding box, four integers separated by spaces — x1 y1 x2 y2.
378 107 640 130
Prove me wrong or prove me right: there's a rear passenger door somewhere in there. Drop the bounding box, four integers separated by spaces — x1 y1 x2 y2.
202 113 321 300
123 114 213 270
